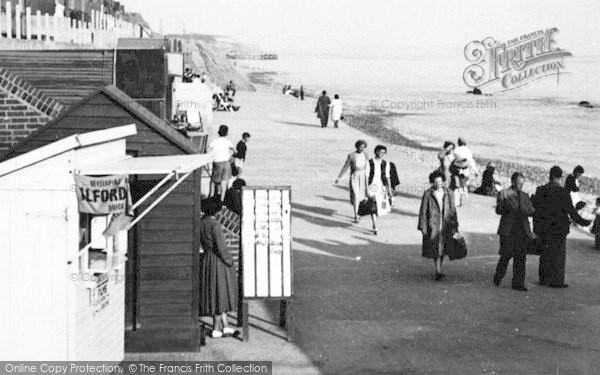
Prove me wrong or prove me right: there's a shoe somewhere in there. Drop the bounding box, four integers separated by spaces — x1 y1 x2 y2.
434 273 443 281
493 276 501 287
353 218 359 224
211 330 223 338
373 229 378 235
512 286 528 292
223 327 238 336
549 284 569 288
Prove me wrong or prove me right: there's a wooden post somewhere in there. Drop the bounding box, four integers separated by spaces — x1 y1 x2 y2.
35 10 41 40
44 12 50 41
53 11 58 42
25 6 30 40
6 1 13 39
15 4 21 39
242 301 249 342
100 4 104 30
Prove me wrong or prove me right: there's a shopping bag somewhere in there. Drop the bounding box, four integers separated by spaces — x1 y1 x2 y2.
358 199 376 216
448 232 467 260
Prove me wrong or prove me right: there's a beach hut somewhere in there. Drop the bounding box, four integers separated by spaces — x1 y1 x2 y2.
0 124 213 361
2 85 211 352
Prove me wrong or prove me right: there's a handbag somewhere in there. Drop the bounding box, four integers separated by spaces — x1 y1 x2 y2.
358 198 376 216
448 233 467 260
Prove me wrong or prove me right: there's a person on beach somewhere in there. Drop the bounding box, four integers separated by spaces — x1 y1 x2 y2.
493 172 535 291
591 198 600 250
565 165 584 209
233 132 250 177
474 162 502 196
330 94 343 128
315 90 331 128
300 86 305 100
367 145 393 235
452 137 479 206
208 125 235 201
532 166 591 288
199 197 239 338
418 169 459 280
225 80 236 97
335 140 369 223
437 141 455 187
183 67 194 83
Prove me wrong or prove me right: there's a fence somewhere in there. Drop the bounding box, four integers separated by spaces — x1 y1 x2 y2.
0 1 143 48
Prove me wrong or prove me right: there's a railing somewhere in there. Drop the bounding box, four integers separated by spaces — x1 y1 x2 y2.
0 2 143 48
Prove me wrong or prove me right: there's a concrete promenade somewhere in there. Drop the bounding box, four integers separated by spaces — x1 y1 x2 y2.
127 89 600 375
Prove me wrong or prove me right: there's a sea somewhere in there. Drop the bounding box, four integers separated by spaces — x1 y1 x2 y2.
240 52 600 178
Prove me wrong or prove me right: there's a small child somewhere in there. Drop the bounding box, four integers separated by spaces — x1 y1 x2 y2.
592 198 600 250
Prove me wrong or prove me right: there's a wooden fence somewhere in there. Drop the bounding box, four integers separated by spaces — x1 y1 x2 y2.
0 1 144 48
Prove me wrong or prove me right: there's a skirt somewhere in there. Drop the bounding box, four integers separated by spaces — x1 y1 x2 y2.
199 252 238 316
349 171 367 205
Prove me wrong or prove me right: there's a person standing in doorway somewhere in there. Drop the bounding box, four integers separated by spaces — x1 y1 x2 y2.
493 172 535 291
532 166 591 288
208 125 235 201
315 90 331 128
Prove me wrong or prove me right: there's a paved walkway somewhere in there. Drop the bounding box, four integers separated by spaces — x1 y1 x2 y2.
128 90 600 375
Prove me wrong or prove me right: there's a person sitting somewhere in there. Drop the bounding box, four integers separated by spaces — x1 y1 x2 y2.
474 162 502 196
183 67 194 83
225 80 236 97
565 165 584 209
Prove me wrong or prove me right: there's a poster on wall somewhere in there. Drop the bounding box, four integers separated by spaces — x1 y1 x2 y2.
241 187 292 298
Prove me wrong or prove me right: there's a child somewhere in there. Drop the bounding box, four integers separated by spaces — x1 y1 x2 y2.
592 198 600 250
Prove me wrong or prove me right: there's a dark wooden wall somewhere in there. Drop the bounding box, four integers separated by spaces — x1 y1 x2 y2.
0 50 115 108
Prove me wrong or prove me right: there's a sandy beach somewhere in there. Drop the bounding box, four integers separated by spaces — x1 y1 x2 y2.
128 87 600 374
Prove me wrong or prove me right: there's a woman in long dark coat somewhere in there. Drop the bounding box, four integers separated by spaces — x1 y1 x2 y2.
418 169 459 280
199 197 238 338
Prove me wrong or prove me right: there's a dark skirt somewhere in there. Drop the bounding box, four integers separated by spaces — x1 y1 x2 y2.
199 252 238 316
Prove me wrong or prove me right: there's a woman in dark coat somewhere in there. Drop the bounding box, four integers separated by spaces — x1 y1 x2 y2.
199 197 238 338
418 169 459 280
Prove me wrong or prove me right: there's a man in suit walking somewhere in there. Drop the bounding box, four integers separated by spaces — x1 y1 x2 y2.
493 172 535 291
532 166 591 288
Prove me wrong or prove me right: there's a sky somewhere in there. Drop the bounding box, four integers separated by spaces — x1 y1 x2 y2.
120 0 600 57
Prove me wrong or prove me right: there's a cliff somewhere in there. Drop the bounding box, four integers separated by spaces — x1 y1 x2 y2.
168 34 256 91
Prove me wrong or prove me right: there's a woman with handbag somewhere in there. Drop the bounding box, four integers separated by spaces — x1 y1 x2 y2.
366 145 393 235
418 169 460 280
335 140 369 223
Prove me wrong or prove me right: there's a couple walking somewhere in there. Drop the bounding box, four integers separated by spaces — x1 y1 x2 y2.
315 91 343 128
335 140 400 235
493 166 590 291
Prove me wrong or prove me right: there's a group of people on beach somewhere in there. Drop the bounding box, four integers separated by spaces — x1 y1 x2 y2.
336 135 599 290
282 84 305 100
200 124 252 339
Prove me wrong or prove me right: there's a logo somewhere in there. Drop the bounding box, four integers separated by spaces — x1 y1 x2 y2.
463 28 572 92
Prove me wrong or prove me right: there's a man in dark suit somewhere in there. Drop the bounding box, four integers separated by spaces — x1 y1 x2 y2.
493 172 535 291
532 166 591 288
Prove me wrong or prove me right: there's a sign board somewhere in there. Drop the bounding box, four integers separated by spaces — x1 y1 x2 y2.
241 187 292 298
74 174 132 215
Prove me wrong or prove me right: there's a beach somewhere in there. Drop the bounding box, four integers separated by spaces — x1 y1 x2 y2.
127 86 600 374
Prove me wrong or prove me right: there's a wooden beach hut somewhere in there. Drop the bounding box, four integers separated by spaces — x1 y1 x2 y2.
2 85 211 352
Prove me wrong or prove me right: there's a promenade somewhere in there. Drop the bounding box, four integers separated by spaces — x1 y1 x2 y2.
127 89 600 374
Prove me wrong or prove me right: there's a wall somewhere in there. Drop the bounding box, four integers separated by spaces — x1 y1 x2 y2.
0 67 63 154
